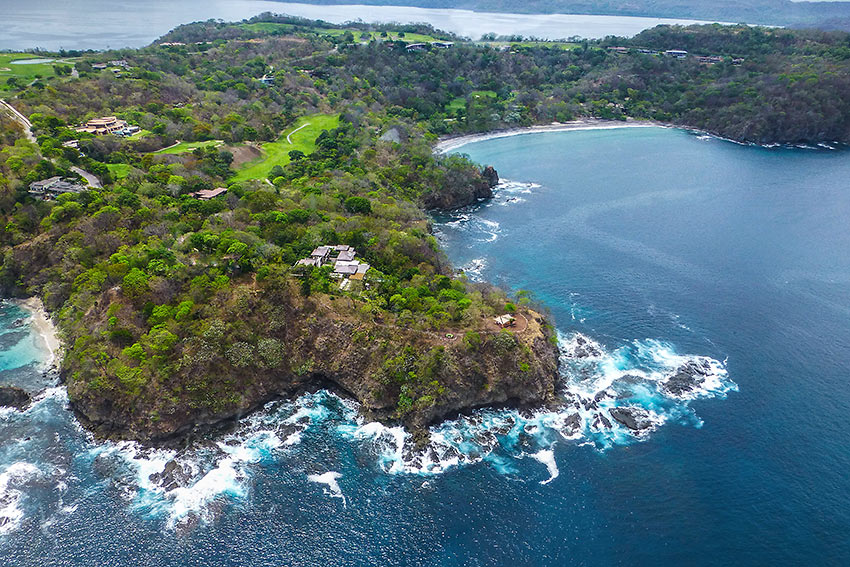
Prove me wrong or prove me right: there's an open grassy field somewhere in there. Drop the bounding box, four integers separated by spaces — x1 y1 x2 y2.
126 129 151 141
230 113 339 183
0 53 73 91
448 90 498 112
106 163 132 179
239 23 443 44
154 139 222 154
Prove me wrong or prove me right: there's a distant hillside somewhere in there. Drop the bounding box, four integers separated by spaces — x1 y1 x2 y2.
274 0 850 31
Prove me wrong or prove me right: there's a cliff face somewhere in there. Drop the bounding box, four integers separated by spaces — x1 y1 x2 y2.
420 166 499 210
65 283 559 444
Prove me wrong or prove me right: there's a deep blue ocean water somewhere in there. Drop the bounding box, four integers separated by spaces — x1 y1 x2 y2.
1 127 849 565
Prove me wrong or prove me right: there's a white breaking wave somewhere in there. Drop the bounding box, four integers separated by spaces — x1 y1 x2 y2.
460 258 487 282
0 327 735 535
530 450 559 485
87 393 343 530
338 330 735 476
0 462 41 535
307 471 346 507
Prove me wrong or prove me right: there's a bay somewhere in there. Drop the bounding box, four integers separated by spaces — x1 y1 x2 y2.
1 1 725 51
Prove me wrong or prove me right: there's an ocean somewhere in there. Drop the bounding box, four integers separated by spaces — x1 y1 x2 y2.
1 127 849 565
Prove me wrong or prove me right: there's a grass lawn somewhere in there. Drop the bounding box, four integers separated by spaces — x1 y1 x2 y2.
126 129 151 141
447 97 466 112
106 163 132 179
154 139 223 154
239 23 442 44
0 53 73 92
448 91 498 111
230 113 339 183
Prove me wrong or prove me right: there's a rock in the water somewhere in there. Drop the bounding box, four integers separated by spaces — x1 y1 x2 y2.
0 386 31 410
149 459 192 492
481 165 499 188
609 407 654 431
664 360 711 397
571 334 604 359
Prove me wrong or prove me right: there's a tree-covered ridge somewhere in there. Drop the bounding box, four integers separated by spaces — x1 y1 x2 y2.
1 17 850 440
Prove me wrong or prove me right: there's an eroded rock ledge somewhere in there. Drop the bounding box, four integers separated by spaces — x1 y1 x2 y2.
66 283 560 445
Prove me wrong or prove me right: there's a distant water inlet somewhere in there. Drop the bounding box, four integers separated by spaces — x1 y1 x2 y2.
0 0 730 51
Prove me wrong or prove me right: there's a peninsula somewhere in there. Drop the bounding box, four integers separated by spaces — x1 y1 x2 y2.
1 15 849 443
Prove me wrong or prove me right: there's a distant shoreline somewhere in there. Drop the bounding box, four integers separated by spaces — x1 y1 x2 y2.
13 297 61 369
434 119 669 153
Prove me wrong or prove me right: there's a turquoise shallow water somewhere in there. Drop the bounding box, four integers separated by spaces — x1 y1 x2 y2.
1 127 849 565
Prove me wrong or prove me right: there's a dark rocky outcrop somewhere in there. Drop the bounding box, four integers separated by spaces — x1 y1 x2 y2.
664 360 713 397
0 386 31 410
67 285 560 446
571 334 604 359
420 166 497 210
481 165 499 188
609 407 654 431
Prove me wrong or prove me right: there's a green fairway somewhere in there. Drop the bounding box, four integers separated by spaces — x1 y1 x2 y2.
106 163 132 179
154 139 222 154
230 113 339 183
0 53 74 91
239 23 443 44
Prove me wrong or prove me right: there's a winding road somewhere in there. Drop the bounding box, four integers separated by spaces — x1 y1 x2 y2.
0 99 36 143
1 98 102 188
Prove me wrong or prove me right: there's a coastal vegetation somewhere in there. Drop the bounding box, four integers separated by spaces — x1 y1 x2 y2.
2 15 850 441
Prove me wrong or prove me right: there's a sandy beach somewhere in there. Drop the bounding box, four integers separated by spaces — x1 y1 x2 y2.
13 297 61 368
434 118 669 153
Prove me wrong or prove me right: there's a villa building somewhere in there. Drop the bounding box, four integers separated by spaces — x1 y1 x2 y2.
294 245 371 281
75 116 128 135
189 187 228 200
28 177 85 200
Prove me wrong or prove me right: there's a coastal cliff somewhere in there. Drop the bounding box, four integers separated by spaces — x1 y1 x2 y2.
421 165 499 210
64 280 559 444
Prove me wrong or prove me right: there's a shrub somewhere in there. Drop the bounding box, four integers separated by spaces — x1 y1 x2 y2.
258 338 284 368
226 341 255 367
344 196 372 214
463 331 482 352
122 268 149 299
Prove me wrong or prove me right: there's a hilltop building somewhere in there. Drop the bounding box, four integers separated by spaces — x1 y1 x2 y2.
189 187 228 200
294 244 371 281
75 116 128 135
